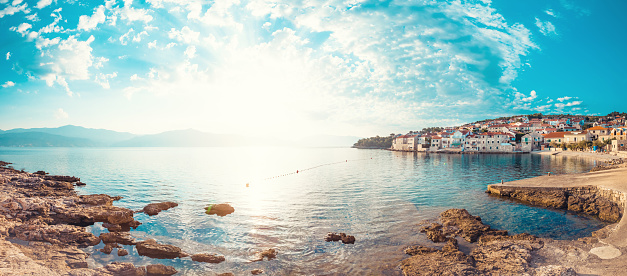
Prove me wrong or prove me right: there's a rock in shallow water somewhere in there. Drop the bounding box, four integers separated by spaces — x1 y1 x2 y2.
136 239 188 259
324 232 356 244
191 253 226 263
204 203 235 217
142 202 178 216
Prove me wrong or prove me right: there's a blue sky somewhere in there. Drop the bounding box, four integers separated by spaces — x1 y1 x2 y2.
0 0 625 137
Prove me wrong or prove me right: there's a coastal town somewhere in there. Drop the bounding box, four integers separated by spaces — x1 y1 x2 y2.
388 113 627 154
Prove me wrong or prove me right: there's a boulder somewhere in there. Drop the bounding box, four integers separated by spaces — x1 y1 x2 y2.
251 269 264 275
142 202 178 216
191 253 226 263
324 232 355 244
100 232 137 245
97 262 146 276
146 264 178 276
136 239 188 259
100 243 121 254
204 203 235 216
118 248 129 256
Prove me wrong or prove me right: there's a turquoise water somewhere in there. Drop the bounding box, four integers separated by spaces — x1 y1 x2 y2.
0 147 604 275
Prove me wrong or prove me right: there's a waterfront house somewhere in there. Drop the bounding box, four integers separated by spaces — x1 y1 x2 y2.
587 126 611 141
521 132 544 152
430 136 443 150
475 132 515 152
543 132 566 144
563 130 590 144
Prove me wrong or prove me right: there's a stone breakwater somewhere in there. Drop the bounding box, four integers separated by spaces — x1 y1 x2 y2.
0 162 238 275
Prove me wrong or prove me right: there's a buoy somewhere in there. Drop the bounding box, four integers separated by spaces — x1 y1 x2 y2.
246 183 249 187
296 170 299 173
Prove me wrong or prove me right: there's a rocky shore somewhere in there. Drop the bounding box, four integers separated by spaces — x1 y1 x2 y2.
400 163 627 275
0 162 235 275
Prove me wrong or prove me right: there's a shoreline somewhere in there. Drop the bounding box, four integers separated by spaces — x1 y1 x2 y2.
399 155 627 275
0 161 234 276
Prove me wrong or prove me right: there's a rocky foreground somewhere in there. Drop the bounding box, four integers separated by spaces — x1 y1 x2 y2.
0 161 240 275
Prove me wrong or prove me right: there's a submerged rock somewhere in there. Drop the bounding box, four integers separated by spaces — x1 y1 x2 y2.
251 269 264 275
99 243 121 254
252 248 277 262
118 248 129 256
142 202 178 216
136 239 188 259
204 203 235 217
191 253 226 263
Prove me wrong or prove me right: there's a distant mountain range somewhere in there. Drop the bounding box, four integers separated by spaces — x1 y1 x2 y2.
0 125 360 148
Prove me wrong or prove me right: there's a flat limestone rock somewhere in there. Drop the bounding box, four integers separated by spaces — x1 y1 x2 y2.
590 245 622 259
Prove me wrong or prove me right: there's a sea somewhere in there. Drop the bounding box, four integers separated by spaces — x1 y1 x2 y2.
0 147 606 275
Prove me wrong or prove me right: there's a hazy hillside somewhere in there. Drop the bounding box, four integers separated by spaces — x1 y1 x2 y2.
0 132 100 147
3 125 135 145
112 129 251 147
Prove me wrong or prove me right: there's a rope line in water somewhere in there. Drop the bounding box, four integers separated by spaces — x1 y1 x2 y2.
248 157 374 184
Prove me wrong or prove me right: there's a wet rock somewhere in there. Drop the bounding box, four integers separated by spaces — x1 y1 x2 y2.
103 222 123 232
204 203 235 217
75 182 86 186
136 239 188 259
404 245 437 256
440 209 494 242
100 243 121 254
421 223 447 243
251 269 264 275
13 222 100 247
142 202 178 216
191 253 226 263
568 194 621 223
33 171 48 176
43 175 81 183
100 232 137 245
341 233 355 244
118 248 129 256
252 248 277 262
324 232 355 244
146 264 178 276
324 232 341 242
79 194 122 206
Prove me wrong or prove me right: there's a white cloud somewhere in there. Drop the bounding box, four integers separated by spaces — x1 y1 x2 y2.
35 0 52 9
25 12 38 21
1 81 15 88
262 22 271 29
545 9 556 17
0 3 27 18
9 22 32 36
35 36 60 49
565 101 582 107
119 28 133 45
77 5 106 31
54 108 68 119
132 30 148 42
115 0 153 23
184 45 196 58
148 40 157 48
5 52 10 60
94 72 118 89
535 18 557 36
130 73 141 81
168 26 199 43
557 96 572 102
93 57 109 69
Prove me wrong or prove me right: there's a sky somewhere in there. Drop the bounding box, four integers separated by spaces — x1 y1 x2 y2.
0 0 625 137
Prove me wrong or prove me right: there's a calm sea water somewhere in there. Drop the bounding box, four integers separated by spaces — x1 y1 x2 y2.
0 147 604 275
